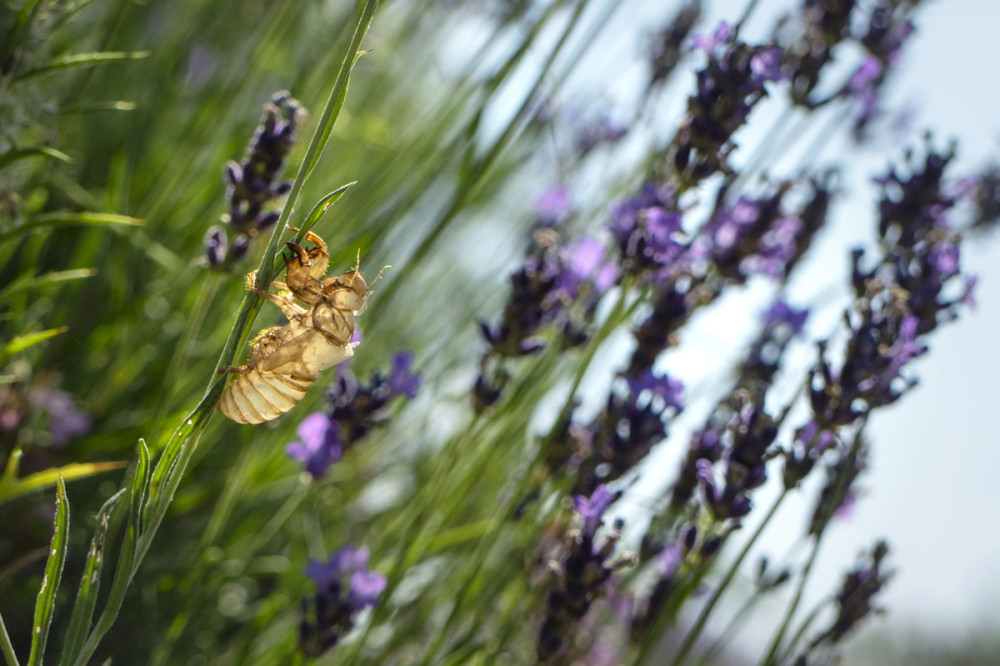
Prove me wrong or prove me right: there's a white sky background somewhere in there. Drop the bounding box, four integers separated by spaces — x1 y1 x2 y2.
443 0 1000 648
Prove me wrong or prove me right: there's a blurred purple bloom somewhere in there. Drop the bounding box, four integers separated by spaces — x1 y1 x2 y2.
388 351 420 399
29 388 91 446
301 544 386 657
750 46 785 83
626 369 684 411
764 299 809 335
574 484 615 538
692 21 731 53
534 186 572 223
286 412 342 478
558 237 619 297
349 569 388 608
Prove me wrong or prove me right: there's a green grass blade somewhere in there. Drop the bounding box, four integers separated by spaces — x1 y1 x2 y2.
0 328 68 362
131 439 150 537
270 181 357 275
0 452 125 506
14 50 149 81
0 269 96 302
0 608 19 666
0 212 143 246
0 147 73 171
58 489 127 666
27 479 70 666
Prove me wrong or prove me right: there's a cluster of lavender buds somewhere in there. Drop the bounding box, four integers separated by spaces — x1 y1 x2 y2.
671 23 784 180
205 91 305 269
571 370 684 495
538 486 631 662
475 196 616 410
796 540 893 660
697 394 776 521
286 352 420 478
631 522 723 638
299 545 387 658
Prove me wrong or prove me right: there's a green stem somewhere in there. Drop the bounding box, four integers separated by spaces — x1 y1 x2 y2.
760 532 823 666
664 489 788 666
0 609 19 666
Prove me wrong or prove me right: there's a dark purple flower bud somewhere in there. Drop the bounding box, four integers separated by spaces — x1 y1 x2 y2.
223 160 242 186
227 233 251 263
256 210 281 232
204 226 227 267
692 21 732 53
700 534 723 559
810 540 892 648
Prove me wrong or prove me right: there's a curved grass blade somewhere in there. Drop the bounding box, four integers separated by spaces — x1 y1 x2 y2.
271 181 357 275
57 489 127 666
0 212 143 247
27 479 69 666
71 440 150 666
0 327 68 363
0 146 72 172
0 446 125 506
0 610 17 665
302 49 370 180
14 51 149 82
0 269 97 302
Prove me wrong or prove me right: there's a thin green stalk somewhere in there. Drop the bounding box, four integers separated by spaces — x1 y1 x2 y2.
663 488 789 666
760 420 866 665
777 596 830 664
0 610 19 666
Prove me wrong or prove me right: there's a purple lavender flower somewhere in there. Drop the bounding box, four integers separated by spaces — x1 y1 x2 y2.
387 351 420 399
538 490 628 661
782 0 857 106
28 388 91 446
575 371 684 494
803 540 892 654
574 484 616 539
287 353 420 476
534 186 572 224
783 420 838 489
607 184 687 279
286 413 342 478
739 298 809 385
300 544 387 657
206 92 304 269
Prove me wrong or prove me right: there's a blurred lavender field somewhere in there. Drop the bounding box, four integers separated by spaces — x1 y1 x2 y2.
1 0 998 664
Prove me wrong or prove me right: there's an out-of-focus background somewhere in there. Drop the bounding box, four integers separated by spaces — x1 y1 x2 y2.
2 0 998 663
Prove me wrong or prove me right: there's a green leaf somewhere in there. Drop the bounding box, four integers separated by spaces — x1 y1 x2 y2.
0 269 96 302
271 182 357 275
0 607 20 666
0 147 73 172
14 51 150 81
27 479 70 666
58 489 127 666
0 447 126 505
0 327 68 363
0 212 143 246
131 439 151 538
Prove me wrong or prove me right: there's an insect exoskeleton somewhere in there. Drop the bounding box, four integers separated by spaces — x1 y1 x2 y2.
217 231 384 424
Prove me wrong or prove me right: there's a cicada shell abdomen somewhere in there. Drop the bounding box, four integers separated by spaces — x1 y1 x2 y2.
218 367 314 424
218 328 356 424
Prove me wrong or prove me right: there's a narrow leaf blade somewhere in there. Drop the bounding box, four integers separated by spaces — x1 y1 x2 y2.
27 479 70 666
0 327 68 362
58 488 126 666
